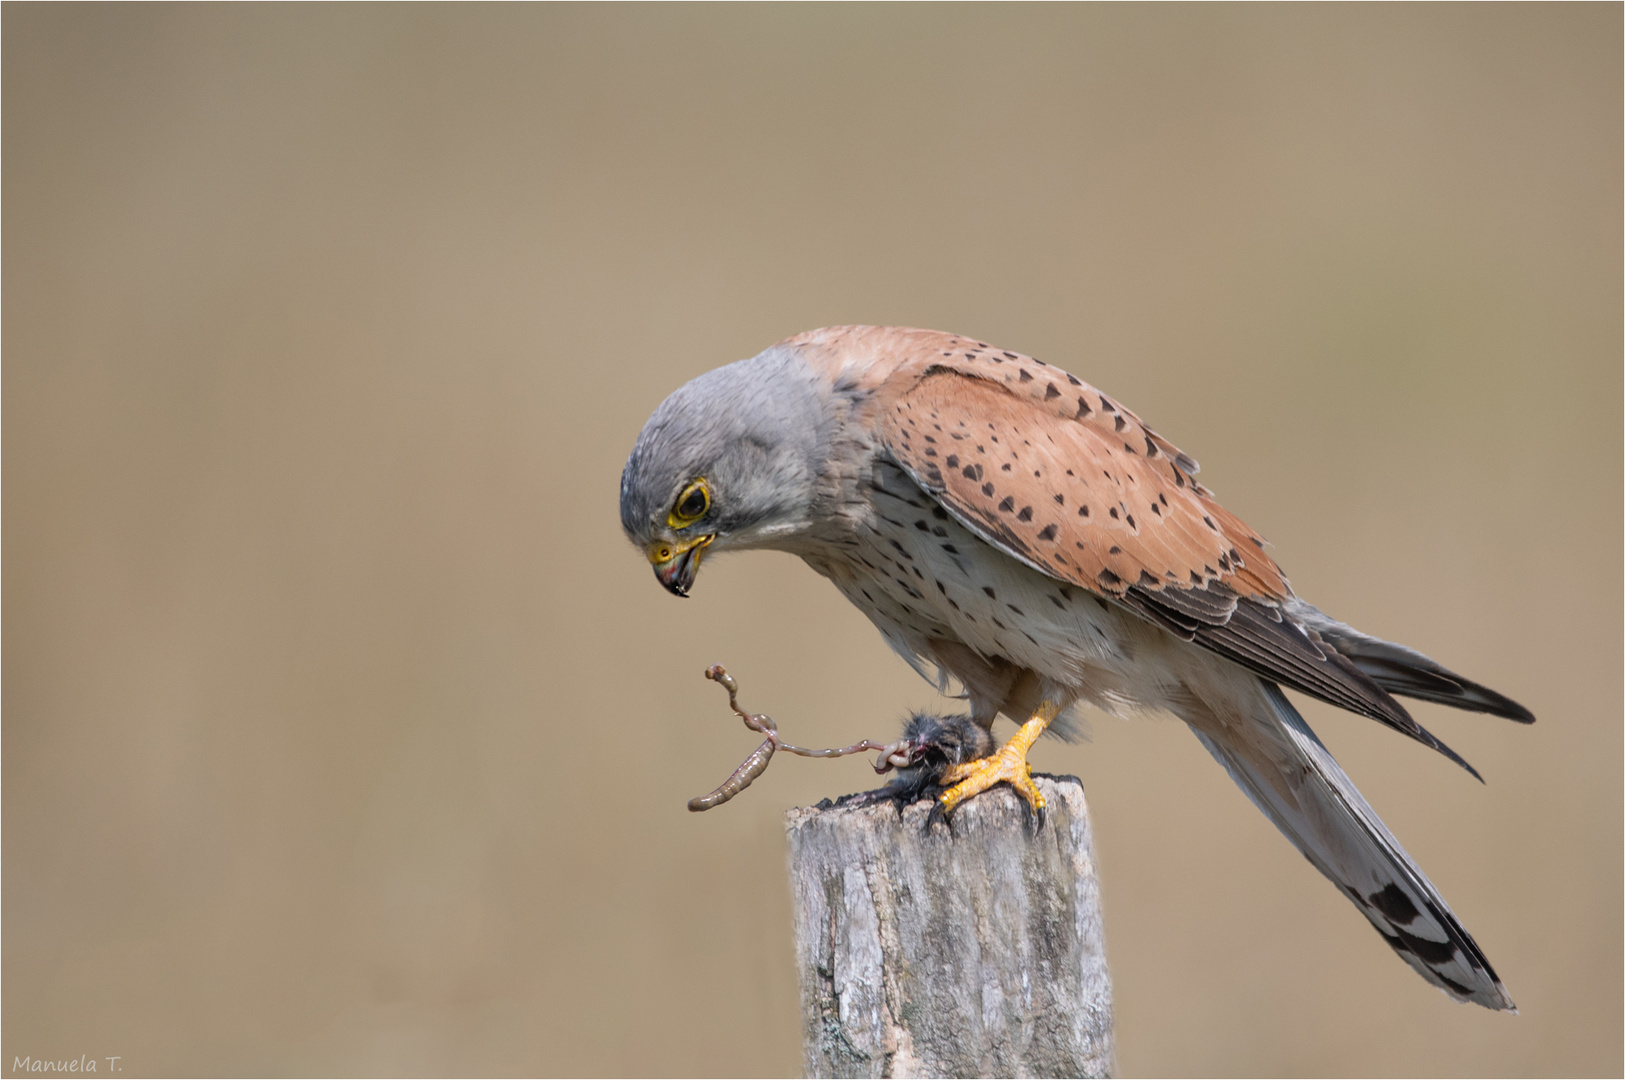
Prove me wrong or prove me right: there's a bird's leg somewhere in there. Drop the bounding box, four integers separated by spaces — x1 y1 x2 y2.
935 700 1062 823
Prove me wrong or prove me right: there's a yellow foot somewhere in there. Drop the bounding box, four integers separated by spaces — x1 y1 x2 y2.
930 704 1061 830
937 747 1044 817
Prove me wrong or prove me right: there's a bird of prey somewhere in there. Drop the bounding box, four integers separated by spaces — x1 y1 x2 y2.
619 325 1532 1009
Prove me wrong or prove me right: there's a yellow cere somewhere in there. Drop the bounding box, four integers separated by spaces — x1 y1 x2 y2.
647 532 713 565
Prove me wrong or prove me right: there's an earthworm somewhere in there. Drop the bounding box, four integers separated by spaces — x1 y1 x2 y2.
686 664 908 811
686 737 776 811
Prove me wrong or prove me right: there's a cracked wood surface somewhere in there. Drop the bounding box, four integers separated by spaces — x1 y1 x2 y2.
785 776 1113 1079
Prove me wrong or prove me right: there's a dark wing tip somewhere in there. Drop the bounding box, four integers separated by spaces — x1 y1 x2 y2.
1166 595 1491 779
1284 600 1536 725
1350 655 1536 725
1454 681 1536 725
1418 726 1485 783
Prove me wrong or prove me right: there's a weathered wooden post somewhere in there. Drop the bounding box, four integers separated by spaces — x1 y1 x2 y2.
785 775 1114 1079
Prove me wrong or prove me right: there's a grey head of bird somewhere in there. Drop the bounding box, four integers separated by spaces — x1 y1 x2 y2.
620 346 834 596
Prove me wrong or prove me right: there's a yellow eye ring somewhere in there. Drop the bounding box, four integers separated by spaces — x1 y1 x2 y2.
668 479 711 528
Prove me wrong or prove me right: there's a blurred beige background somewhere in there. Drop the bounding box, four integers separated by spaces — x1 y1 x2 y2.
4 5 1619 1077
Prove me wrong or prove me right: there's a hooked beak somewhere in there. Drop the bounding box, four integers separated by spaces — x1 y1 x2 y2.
649 534 714 597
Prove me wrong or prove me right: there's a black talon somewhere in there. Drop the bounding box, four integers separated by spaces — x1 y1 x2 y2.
1013 790 1045 835
925 799 951 834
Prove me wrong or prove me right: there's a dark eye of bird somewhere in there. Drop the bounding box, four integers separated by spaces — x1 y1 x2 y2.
677 487 707 519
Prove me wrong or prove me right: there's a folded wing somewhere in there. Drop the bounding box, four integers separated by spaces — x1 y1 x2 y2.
876 354 1513 774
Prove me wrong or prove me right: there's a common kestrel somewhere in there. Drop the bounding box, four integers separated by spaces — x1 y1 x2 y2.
619 325 1531 1009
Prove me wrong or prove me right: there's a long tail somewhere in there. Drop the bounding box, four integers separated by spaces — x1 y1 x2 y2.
1180 679 1515 1010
